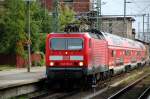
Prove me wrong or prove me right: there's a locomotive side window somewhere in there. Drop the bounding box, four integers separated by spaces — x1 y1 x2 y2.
50 38 83 50
89 39 91 48
125 50 131 56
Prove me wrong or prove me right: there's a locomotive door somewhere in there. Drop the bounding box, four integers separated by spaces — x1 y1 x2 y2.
91 38 95 70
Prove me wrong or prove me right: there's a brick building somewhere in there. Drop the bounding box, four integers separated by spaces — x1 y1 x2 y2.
40 0 136 40
40 0 91 14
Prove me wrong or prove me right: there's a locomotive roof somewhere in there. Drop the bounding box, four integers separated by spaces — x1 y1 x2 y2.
101 32 145 50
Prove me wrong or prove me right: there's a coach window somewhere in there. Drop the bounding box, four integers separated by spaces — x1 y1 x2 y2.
137 51 141 56
125 50 130 56
111 50 116 57
125 50 127 56
128 51 131 56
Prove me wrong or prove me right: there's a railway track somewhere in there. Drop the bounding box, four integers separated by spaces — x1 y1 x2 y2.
16 88 78 99
38 90 78 99
15 81 81 99
64 68 143 99
138 86 150 99
107 73 150 99
15 66 150 99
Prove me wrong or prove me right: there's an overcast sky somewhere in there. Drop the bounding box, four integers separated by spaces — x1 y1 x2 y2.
101 0 150 33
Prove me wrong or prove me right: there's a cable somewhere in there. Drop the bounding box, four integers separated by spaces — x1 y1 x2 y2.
139 3 150 13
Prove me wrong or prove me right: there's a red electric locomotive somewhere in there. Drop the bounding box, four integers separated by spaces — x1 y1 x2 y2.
45 30 146 82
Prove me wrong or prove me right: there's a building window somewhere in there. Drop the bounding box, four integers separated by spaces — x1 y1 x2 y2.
109 22 112 33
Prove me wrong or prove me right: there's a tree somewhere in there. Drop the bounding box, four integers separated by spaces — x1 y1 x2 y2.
0 0 52 57
0 0 27 57
58 5 77 31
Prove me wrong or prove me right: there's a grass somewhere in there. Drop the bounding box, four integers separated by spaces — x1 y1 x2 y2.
10 96 27 99
0 65 16 71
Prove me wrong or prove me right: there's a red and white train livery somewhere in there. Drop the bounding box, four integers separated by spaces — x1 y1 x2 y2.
45 30 146 80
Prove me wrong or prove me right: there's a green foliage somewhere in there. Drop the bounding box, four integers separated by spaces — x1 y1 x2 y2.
38 33 47 53
58 5 76 31
32 51 45 66
0 0 78 59
29 1 52 52
0 0 52 58
0 0 27 55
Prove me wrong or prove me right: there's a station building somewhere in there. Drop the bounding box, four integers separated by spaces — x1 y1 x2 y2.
100 16 135 39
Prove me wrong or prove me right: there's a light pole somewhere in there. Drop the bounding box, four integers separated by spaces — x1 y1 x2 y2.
52 0 59 32
142 14 146 41
147 13 149 42
96 0 101 31
124 0 132 38
24 0 35 72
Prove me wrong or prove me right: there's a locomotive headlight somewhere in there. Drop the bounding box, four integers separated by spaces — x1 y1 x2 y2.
50 62 54 66
79 62 84 66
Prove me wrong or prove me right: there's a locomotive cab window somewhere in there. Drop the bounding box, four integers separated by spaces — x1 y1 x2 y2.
50 38 83 50
68 39 83 50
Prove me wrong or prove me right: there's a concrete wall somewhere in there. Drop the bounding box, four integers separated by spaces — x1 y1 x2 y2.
101 17 134 39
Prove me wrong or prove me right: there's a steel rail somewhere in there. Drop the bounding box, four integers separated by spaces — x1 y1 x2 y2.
43 91 78 99
107 73 150 99
22 88 78 99
138 86 150 99
29 90 57 99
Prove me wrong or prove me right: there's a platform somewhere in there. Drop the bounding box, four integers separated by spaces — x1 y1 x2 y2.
0 66 46 90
